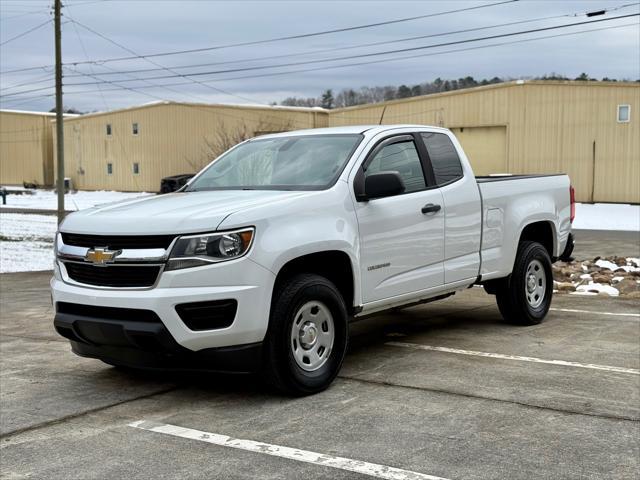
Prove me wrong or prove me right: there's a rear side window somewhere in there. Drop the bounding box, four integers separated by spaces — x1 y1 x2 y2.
365 140 426 193
421 133 463 185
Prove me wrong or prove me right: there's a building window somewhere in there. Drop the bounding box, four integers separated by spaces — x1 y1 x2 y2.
132 122 139 135
107 163 113 175
106 124 112 136
133 163 140 175
617 104 630 123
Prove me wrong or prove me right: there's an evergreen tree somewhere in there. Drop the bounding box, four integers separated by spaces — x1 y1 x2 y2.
321 89 334 109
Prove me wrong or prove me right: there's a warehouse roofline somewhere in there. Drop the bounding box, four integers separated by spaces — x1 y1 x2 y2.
55 100 327 122
0 109 78 117
330 79 640 113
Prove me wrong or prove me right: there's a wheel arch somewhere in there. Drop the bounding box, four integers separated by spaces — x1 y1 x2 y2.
518 220 556 260
272 250 357 315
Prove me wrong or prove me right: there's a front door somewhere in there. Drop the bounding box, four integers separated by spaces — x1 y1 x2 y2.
353 134 445 304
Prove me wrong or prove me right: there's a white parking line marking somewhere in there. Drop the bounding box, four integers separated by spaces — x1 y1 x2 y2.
129 421 449 480
386 342 640 375
550 308 640 318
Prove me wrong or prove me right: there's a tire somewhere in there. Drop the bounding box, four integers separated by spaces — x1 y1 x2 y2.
262 273 349 396
495 241 553 326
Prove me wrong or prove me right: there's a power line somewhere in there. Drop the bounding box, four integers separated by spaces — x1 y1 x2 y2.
62 0 519 66
1 0 518 76
0 18 51 46
52 13 639 89
3 21 633 105
63 15 266 104
62 4 621 79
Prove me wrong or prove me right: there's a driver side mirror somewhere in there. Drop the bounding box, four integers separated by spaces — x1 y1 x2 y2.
359 171 405 200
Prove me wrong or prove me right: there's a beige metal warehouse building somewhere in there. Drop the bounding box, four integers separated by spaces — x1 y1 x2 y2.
6 80 639 203
53 102 327 192
330 80 640 203
0 109 57 187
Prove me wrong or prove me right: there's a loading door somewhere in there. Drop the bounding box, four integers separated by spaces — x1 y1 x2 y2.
450 126 507 175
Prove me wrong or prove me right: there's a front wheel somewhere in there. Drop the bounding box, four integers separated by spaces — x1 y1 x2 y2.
495 241 553 325
262 274 348 396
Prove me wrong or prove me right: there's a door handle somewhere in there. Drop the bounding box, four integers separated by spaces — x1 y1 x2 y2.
421 203 441 214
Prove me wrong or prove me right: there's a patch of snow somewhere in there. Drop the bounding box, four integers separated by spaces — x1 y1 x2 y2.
595 259 620 271
573 203 640 231
0 214 57 273
0 189 153 211
627 258 640 268
579 273 592 280
575 283 620 296
611 276 625 283
595 258 640 273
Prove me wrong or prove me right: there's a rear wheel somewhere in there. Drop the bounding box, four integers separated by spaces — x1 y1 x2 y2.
495 241 553 325
263 274 348 396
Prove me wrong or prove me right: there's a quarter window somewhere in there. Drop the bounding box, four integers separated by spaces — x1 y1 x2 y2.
132 122 139 135
107 163 113 175
365 140 426 193
421 133 463 185
106 124 112 136
132 162 140 174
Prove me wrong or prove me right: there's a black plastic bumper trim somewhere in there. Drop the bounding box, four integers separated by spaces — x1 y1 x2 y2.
54 310 262 373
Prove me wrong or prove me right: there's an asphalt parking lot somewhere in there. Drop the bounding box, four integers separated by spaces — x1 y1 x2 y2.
0 229 638 480
1 259 639 480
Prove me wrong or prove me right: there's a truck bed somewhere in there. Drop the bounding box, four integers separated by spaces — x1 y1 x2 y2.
478 173 572 281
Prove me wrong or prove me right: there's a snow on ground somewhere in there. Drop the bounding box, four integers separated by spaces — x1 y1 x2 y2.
573 203 640 232
0 191 638 274
0 189 153 211
0 214 57 273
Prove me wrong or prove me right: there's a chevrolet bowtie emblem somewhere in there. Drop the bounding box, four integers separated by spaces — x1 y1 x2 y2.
85 247 120 265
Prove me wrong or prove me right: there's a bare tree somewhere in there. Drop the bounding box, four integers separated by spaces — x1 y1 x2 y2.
185 119 293 172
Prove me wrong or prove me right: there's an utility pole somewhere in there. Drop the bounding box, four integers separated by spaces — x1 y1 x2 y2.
54 0 65 224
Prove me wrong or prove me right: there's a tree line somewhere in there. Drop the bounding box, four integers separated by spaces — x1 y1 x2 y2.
278 73 636 109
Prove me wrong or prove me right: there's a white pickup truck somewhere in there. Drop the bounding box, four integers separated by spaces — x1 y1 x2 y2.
52 125 575 395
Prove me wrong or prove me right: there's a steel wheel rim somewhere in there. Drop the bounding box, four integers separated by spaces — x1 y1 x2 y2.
290 301 334 372
525 259 546 308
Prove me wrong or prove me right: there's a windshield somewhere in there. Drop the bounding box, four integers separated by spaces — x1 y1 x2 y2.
186 134 363 191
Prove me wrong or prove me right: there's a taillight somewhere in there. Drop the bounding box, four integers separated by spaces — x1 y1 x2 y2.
569 185 575 223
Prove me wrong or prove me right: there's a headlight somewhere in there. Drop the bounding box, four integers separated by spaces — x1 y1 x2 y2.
166 228 254 270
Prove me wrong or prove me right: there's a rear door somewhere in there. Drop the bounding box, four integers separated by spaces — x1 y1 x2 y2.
418 132 482 284
353 134 445 304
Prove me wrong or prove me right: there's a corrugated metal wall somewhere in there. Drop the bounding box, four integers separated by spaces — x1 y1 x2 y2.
0 111 54 186
54 102 325 192
329 81 640 203
42 82 640 202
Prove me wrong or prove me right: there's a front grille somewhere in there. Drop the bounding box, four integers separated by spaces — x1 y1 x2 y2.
175 300 237 331
57 302 162 323
63 262 161 288
61 232 176 250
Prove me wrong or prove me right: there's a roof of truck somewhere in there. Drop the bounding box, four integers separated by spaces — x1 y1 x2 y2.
255 124 445 138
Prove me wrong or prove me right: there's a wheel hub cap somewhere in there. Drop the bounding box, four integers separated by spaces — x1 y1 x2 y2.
290 301 335 372
525 259 546 308
299 322 318 349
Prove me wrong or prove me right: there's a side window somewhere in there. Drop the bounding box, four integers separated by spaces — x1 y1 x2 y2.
365 140 426 193
421 133 463 185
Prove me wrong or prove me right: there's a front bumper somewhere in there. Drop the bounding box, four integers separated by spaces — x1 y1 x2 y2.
51 257 276 369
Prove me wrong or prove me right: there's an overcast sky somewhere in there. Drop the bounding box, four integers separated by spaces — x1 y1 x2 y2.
1 0 638 112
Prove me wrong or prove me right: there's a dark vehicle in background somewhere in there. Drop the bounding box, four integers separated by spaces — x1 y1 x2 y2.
160 174 194 193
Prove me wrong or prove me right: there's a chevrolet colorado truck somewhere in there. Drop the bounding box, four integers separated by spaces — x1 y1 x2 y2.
52 125 575 395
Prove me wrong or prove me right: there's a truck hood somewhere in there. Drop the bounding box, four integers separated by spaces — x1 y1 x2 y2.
59 190 313 235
